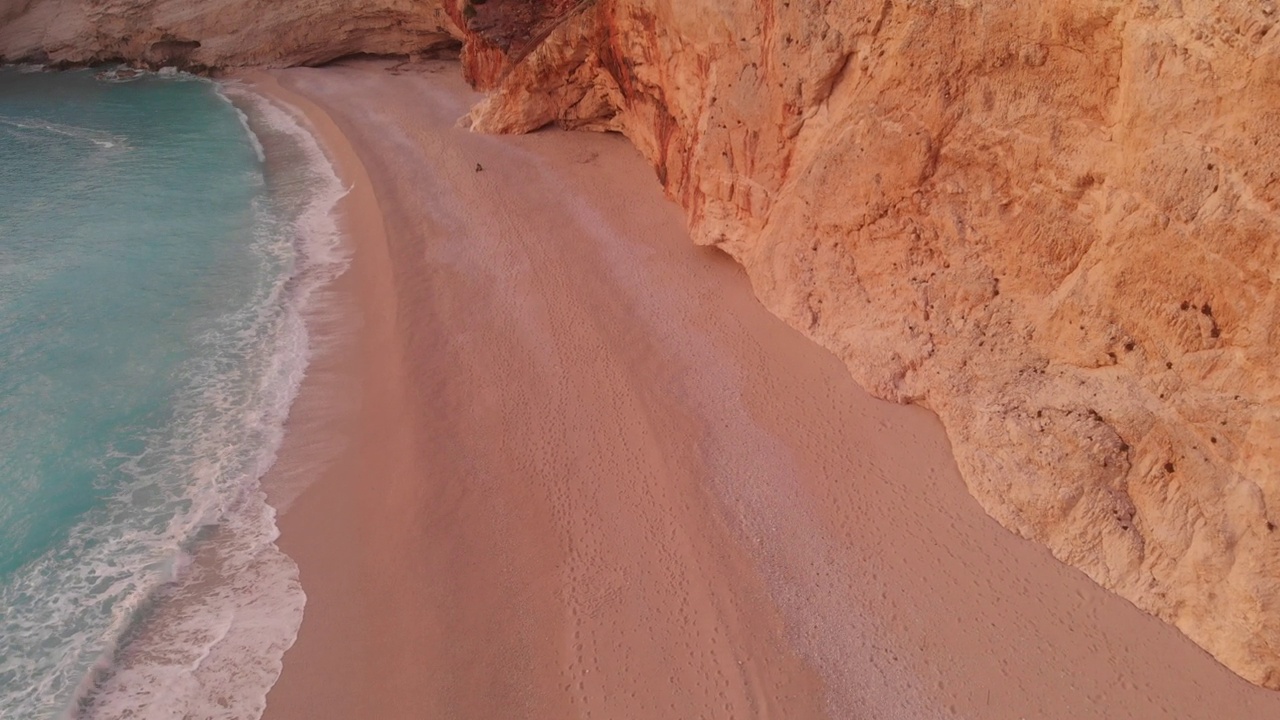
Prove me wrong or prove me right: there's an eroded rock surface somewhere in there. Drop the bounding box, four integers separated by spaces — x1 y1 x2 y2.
0 0 459 67
463 0 1280 688
4 0 1279 690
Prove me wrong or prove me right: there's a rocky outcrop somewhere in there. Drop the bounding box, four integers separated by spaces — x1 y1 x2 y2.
4 0 1279 691
459 0 1280 689
0 0 460 68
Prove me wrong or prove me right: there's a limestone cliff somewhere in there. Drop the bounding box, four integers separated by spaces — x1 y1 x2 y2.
0 0 459 68
461 0 1280 688
4 0 1279 691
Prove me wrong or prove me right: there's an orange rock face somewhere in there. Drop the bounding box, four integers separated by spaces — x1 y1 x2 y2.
464 0 1280 689
0 0 459 68
5 0 1279 690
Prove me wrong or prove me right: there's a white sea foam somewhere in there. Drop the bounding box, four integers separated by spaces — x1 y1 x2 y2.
0 79 352 720
0 116 128 149
89 65 204 84
92 66 143 84
75 84 353 720
215 85 267 163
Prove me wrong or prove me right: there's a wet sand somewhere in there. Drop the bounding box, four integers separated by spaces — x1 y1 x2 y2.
251 60 1280 719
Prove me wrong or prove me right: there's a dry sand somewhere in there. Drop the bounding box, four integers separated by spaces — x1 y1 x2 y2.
247 60 1280 719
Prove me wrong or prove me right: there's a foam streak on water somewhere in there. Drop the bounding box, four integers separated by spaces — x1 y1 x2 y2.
0 69 349 719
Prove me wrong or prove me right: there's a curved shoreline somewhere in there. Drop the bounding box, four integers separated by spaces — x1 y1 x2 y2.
244 59 1280 719
235 70 421 718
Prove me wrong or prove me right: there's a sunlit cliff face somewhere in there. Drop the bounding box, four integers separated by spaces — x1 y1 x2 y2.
0 0 459 68
460 0 1280 690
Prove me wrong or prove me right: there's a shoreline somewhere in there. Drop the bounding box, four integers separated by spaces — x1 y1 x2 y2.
0 69 344 718
236 71 424 718
243 59 1280 720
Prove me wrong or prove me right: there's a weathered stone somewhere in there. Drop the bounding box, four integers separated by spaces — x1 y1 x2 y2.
463 0 1280 688
0 0 459 68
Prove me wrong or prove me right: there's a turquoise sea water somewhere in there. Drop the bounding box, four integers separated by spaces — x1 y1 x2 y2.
0 67 347 718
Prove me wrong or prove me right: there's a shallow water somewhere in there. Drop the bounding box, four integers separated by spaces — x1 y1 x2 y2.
0 67 346 718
